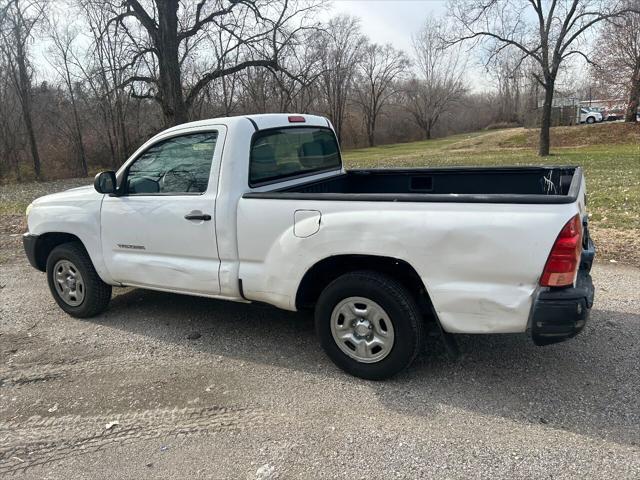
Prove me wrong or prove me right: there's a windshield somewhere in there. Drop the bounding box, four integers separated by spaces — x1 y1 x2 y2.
249 127 341 186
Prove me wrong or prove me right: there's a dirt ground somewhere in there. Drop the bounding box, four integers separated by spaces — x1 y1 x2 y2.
1 249 640 478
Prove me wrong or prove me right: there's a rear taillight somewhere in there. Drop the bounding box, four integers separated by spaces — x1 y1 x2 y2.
540 214 583 287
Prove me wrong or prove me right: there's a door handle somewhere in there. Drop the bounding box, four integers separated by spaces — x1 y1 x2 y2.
184 213 211 221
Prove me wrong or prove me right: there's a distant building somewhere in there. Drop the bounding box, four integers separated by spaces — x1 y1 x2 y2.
537 96 580 109
579 99 627 110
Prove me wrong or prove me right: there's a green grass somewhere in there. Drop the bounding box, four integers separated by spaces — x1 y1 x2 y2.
343 132 640 231
0 201 28 215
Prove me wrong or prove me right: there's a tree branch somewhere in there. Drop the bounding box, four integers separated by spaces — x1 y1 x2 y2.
123 0 157 36
450 31 542 64
178 0 245 41
186 58 278 106
117 75 157 90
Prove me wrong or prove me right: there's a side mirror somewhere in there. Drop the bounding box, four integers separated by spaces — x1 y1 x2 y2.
94 171 117 194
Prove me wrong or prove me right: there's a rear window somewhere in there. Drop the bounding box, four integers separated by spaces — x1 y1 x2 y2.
249 127 341 186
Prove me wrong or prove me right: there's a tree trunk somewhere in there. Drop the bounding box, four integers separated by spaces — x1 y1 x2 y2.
21 100 41 179
71 99 88 176
624 66 640 123
538 81 555 157
156 0 187 126
367 116 375 147
16 39 41 179
67 78 88 176
115 93 129 160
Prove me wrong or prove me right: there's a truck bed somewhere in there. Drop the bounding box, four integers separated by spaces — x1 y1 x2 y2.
245 166 582 204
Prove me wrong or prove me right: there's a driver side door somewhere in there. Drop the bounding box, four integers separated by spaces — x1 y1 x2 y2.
100 128 225 296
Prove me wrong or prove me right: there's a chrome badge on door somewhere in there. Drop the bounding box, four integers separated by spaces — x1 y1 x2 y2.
116 244 146 250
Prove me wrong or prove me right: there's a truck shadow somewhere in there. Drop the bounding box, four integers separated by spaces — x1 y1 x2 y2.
95 287 639 448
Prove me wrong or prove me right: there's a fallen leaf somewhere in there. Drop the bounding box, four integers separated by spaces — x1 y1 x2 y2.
105 421 120 430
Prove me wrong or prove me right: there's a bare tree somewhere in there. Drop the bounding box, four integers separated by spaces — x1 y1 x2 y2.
487 49 535 124
105 0 320 126
47 16 88 176
405 18 466 140
593 0 640 122
317 15 365 142
449 0 639 156
0 56 24 180
78 1 141 167
269 30 325 113
354 43 409 146
0 0 45 179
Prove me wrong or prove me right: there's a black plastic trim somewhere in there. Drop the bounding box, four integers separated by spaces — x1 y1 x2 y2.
184 213 211 221
245 117 259 131
115 192 204 197
249 167 342 189
238 279 247 300
23 233 41 270
243 166 583 205
581 216 596 272
530 268 595 346
244 191 576 204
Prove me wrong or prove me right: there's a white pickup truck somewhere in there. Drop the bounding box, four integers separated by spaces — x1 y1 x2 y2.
23 114 595 379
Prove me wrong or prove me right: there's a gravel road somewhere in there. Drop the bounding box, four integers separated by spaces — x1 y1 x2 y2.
1 250 639 478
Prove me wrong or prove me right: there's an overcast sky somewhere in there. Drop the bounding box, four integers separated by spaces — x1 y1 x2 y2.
325 0 591 93
329 0 448 53
326 0 495 91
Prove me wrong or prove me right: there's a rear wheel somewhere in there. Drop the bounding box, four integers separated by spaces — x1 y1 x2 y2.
315 271 423 380
46 242 112 318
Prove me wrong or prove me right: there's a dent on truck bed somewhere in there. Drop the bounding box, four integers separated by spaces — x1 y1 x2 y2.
433 282 536 333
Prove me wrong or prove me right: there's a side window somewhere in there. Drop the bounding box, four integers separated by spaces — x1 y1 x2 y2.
126 132 217 194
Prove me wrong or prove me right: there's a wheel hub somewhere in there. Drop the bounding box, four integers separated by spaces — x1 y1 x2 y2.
354 319 372 338
53 259 85 307
330 297 395 364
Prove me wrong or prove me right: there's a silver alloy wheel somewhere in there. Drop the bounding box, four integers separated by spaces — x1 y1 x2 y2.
53 259 85 307
330 296 395 363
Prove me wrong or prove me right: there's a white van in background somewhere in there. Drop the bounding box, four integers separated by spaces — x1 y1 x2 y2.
578 108 603 124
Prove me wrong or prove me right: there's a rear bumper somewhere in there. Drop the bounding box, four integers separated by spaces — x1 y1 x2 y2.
23 233 42 270
529 235 596 346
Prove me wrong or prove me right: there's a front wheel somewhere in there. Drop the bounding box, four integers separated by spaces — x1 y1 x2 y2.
315 271 423 380
586 116 595 124
46 242 112 318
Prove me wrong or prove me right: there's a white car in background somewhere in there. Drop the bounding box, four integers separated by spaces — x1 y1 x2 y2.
579 108 603 124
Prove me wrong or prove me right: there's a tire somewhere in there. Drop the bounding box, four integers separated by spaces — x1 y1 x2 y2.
315 271 423 380
586 116 595 124
46 242 112 318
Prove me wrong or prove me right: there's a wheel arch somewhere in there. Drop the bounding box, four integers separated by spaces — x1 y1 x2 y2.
295 254 435 315
32 232 85 271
